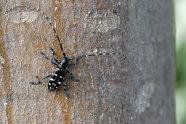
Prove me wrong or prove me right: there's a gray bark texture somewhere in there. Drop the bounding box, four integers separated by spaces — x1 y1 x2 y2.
0 0 175 124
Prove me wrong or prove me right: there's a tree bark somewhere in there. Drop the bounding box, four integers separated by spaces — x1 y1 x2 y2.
0 0 174 124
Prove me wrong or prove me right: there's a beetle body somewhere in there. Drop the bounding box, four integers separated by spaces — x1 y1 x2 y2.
48 57 70 91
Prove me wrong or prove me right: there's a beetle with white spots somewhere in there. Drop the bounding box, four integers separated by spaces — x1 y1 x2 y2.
31 8 125 98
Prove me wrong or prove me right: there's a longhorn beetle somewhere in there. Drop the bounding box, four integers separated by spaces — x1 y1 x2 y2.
31 8 126 98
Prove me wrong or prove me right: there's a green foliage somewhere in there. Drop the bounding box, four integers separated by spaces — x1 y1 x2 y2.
176 42 186 88
176 41 186 124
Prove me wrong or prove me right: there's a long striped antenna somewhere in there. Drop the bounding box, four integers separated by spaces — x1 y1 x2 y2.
69 52 126 66
36 8 66 57
77 52 123 59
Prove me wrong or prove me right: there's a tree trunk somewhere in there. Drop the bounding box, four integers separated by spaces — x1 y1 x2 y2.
0 0 174 124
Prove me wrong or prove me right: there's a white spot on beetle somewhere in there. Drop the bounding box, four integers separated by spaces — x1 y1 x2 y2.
50 78 54 81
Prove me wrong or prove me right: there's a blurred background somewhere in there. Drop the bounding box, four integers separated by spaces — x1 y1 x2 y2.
175 0 186 124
